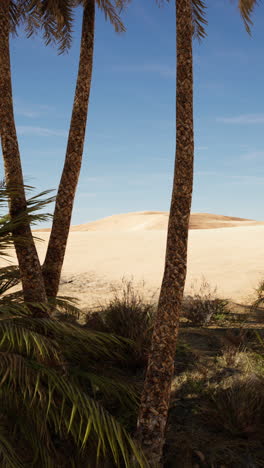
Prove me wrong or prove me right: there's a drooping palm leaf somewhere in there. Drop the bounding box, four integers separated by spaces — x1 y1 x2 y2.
155 0 208 41
0 266 20 295
0 313 148 467
191 0 207 41
11 0 74 55
0 184 147 466
0 184 55 261
11 0 126 56
237 0 259 35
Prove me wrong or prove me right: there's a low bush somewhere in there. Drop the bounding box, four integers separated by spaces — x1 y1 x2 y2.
84 278 157 369
182 277 230 326
200 374 264 439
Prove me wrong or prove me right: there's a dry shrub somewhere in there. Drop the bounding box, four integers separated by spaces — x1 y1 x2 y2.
166 374 264 467
249 278 264 323
200 374 264 439
182 277 230 326
84 278 157 368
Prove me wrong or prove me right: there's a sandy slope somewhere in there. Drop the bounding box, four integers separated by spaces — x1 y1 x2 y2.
5 212 264 309
36 211 264 232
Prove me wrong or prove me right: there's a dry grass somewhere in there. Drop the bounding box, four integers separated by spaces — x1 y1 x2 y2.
84 278 157 368
182 277 231 326
55 275 264 467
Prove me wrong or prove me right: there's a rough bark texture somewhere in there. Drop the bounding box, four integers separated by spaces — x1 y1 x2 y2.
42 0 95 299
135 0 194 465
0 0 48 307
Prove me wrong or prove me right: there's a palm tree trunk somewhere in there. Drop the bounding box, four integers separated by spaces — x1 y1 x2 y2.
135 0 194 465
0 0 48 307
42 0 95 299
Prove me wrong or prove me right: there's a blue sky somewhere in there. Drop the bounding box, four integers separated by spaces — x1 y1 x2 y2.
3 0 264 227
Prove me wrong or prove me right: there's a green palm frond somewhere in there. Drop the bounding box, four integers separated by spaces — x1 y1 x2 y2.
0 184 147 464
2 184 55 224
0 412 25 468
48 295 81 321
0 312 148 467
0 266 20 295
72 367 138 398
0 184 55 259
0 314 125 357
0 324 62 365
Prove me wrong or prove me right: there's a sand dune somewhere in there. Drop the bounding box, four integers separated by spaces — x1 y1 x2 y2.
35 211 264 233
4 212 258 309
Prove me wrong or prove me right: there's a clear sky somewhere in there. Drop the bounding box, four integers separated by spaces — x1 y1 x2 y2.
3 0 264 227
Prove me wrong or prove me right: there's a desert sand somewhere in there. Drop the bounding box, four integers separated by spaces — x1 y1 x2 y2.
4 211 264 309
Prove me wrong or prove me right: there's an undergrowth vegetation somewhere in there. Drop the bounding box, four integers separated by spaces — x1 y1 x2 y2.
0 187 147 468
181 277 232 326
79 277 264 467
1 185 264 467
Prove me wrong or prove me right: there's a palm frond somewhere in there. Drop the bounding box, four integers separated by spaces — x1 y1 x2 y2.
155 0 207 41
47 295 81 321
0 266 20 295
0 183 147 465
115 0 132 13
96 0 126 33
15 0 75 55
237 0 258 35
0 324 62 366
0 413 24 468
191 0 207 41
0 184 55 250
9 1 22 38
0 313 148 467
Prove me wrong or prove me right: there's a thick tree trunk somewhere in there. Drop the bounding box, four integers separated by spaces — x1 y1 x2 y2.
135 0 194 465
42 0 95 299
0 0 48 307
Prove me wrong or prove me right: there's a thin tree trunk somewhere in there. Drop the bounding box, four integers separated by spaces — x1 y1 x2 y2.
135 0 194 465
42 0 95 299
0 0 48 307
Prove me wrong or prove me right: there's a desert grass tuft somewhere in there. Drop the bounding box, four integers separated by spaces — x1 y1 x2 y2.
182 276 231 326
84 277 157 369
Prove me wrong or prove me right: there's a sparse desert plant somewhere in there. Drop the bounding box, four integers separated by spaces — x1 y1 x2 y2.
84 278 157 368
251 332 264 375
249 278 264 322
182 277 230 326
200 374 264 439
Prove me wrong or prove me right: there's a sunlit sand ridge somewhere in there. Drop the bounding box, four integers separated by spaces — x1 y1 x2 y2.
7 211 264 309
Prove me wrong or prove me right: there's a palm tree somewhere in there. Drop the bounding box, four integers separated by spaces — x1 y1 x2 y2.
0 0 125 304
0 0 49 308
0 0 78 311
135 0 257 465
0 185 147 467
38 0 127 299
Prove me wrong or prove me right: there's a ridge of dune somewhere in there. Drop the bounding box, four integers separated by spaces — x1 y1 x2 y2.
34 211 264 232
